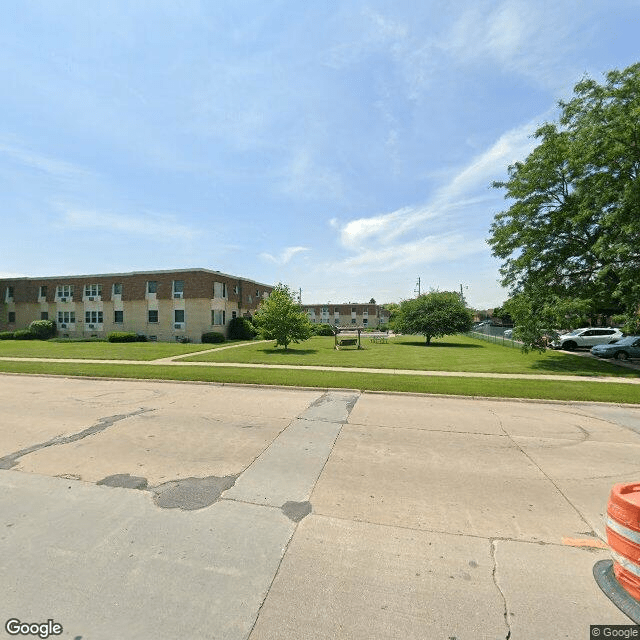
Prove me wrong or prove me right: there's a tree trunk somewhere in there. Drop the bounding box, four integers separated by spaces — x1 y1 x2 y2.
425 335 431 345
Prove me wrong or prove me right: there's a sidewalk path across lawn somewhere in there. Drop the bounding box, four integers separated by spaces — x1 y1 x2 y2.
0 355 639 384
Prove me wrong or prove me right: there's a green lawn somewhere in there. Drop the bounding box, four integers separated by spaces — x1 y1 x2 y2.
0 339 234 361
0 360 638 403
181 334 639 378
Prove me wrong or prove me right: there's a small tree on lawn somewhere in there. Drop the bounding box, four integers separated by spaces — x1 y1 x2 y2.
253 283 312 350
396 291 473 345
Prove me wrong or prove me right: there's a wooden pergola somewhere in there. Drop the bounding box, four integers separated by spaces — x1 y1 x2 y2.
333 325 365 350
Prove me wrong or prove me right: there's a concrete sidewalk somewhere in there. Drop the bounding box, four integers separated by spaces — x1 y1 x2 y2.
1 376 638 639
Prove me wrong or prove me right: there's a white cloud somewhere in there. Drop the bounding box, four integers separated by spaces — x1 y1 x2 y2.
279 149 344 201
337 117 539 255
341 234 487 273
441 0 581 88
59 207 196 241
260 246 309 265
333 117 540 272
0 142 92 179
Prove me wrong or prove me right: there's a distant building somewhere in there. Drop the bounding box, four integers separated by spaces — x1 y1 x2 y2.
301 303 390 328
0 268 272 342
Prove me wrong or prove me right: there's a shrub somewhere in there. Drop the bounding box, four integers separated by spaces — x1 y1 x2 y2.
228 317 257 340
14 329 35 340
29 319 57 339
202 331 226 344
312 323 335 336
177 336 191 343
0 331 15 340
136 334 148 342
107 331 139 343
48 337 107 342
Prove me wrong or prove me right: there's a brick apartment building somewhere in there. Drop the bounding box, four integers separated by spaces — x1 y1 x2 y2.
302 303 390 328
0 268 273 343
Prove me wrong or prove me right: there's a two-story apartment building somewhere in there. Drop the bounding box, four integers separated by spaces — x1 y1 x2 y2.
0 268 273 342
302 303 390 328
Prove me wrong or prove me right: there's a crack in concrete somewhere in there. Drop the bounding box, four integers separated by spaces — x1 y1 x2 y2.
490 539 512 639
0 408 153 469
489 409 599 537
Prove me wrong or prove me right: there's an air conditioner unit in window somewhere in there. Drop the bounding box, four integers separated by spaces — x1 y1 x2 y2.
60 323 67 328
88 324 95 329
174 323 184 329
88 296 95 301
173 293 183 298
60 298 66 302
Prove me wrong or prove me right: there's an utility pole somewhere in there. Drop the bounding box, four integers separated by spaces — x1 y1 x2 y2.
414 277 421 297
298 288 302 304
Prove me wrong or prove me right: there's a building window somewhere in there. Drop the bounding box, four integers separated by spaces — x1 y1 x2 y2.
213 282 227 299
84 284 102 298
233 285 239 295
85 311 103 324
8 311 16 323
57 311 75 324
231 310 237 320
247 295 253 303
112 283 123 296
147 281 157 294
114 310 123 323
39 285 47 299
363 318 368 325
351 318 356 324
173 280 184 298
148 310 158 323
351 307 356 313
212 310 225 325
5 286 14 302
174 309 185 323
56 285 74 300
40 312 48 320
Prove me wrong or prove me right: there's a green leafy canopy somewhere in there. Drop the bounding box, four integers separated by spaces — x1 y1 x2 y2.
489 62 640 348
396 291 473 344
252 283 312 350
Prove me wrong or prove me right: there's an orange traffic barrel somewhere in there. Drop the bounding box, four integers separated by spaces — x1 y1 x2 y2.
606 482 640 602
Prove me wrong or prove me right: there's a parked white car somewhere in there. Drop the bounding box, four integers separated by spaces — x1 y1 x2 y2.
551 327 623 351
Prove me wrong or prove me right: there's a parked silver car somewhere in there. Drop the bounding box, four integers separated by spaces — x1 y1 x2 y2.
591 336 640 360
551 327 623 350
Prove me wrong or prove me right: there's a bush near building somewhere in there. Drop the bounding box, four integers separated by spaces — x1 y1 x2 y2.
227 317 257 340
202 331 226 344
107 332 140 343
29 320 57 339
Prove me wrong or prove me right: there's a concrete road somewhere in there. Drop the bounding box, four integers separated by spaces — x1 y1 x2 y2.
1 375 639 639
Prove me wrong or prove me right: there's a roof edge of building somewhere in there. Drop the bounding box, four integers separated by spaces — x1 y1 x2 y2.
0 268 273 288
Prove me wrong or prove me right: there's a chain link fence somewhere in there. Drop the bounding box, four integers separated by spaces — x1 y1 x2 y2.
466 328 522 348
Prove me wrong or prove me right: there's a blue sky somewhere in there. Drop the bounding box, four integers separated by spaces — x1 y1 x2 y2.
1 1 638 308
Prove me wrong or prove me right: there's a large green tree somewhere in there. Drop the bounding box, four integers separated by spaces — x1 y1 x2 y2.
253 283 312 350
396 291 473 344
489 63 640 344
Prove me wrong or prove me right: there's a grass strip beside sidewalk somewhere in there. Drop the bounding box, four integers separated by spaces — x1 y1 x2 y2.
0 360 638 404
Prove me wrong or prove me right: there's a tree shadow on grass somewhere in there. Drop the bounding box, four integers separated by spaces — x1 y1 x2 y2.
396 341 483 349
527 354 638 377
256 348 319 356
